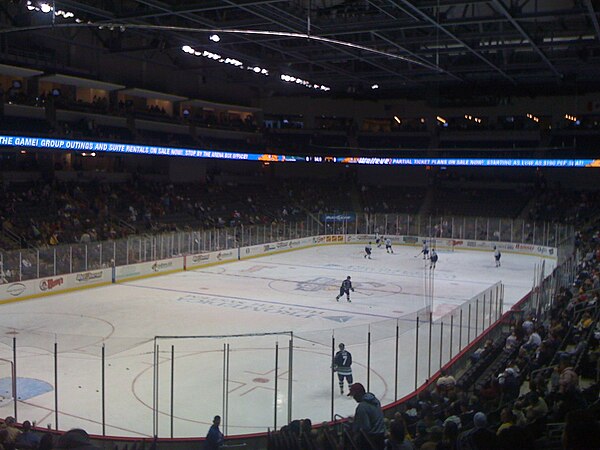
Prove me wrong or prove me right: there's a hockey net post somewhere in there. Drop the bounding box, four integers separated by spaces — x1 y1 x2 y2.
0 358 16 407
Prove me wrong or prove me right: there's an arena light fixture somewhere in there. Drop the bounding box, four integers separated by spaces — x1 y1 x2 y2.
209 34 220 42
565 114 577 122
280 73 330 91
394 116 401 124
371 84 379 90
436 116 447 124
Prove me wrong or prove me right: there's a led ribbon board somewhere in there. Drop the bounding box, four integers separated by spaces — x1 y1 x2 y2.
0 135 597 167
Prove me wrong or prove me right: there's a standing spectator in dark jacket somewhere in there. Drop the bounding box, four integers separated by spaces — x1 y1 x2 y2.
348 382 385 450
205 415 224 450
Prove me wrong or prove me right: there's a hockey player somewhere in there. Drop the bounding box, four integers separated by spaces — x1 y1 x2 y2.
375 232 382 248
420 240 430 259
430 249 438 269
333 343 353 394
494 246 501 267
385 237 393 253
336 276 355 302
364 242 372 259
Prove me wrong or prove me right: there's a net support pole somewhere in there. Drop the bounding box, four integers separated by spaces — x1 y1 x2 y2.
12 337 17 421
54 341 58 430
449 315 454 360
475 298 479 338
170 345 174 438
287 335 293 425
274 342 279 431
394 320 399 401
152 340 157 437
428 312 433 378
414 316 419 390
367 327 371 391
225 343 230 436
467 304 472 343
155 343 160 437
102 344 105 436
483 294 487 329
222 343 226 430
459 309 463 351
439 321 444 370
330 335 335 422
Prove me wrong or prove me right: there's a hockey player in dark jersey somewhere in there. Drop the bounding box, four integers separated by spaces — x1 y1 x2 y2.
336 276 355 302
333 343 353 394
430 249 438 269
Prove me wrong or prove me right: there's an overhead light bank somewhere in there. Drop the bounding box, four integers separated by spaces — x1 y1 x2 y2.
181 45 268 75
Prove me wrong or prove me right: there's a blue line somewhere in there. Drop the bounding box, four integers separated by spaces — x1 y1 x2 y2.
124 283 399 320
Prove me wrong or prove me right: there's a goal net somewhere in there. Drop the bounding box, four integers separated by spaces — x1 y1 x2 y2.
0 358 15 406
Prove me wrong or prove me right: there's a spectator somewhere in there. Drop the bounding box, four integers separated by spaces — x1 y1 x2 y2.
15 420 40 449
347 382 385 450
457 412 497 450
557 355 579 394
1 416 21 446
385 419 414 450
436 369 457 396
38 432 53 450
54 428 99 449
562 409 600 450
205 415 224 450
496 408 515 435
523 391 548 423
420 425 443 450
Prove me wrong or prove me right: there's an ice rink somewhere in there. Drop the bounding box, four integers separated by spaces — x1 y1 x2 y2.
0 243 554 438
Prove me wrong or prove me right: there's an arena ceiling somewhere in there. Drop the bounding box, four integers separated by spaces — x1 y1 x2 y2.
3 0 600 99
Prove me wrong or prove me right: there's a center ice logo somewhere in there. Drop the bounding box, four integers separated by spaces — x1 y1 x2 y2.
295 277 337 292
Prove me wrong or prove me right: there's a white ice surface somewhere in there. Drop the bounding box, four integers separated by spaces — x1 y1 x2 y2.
0 244 554 438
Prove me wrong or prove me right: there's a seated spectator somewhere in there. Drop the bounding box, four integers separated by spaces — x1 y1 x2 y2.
522 391 548 423
1 416 21 446
496 408 515 435
504 329 519 352
15 420 40 449
522 329 541 351
420 425 443 450
385 419 414 450
55 428 99 449
438 420 459 450
457 412 497 450
470 340 493 363
436 369 457 396
562 409 600 450
557 355 580 394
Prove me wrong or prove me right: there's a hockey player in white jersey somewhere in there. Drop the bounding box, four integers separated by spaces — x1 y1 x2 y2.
364 242 373 259
494 246 501 267
385 237 393 253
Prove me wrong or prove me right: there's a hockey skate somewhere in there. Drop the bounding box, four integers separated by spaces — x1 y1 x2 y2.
347 298 351 303
335 296 340 301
